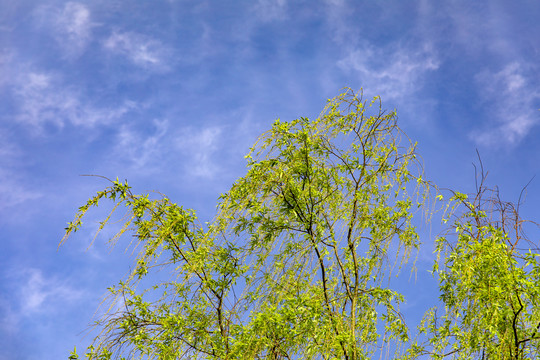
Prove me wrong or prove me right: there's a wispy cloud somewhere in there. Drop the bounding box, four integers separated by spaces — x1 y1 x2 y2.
442 2 520 59
413 1 540 146
0 130 42 211
0 51 14 87
0 170 42 210
34 2 94 58
175 126 222 178
115 119 169 169
103 31 172 71
471 62 540 146
0 268 84 334
113 109 257 181
338 44 439 100
253 0 288 21
323 0 345 5
12 70 135 133
19 269 83 313
322 0 362 46
56 2 93 57
0 300 18 338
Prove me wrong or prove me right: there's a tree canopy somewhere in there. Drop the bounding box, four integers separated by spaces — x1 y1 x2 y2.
63 89 540 360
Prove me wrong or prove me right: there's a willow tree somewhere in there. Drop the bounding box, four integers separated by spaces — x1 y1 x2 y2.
416 167 540 359
63 89 430 359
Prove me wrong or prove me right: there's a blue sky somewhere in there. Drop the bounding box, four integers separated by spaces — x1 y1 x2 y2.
1 1 540 359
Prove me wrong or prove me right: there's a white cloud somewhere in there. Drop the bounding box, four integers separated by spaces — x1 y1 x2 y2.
0 268 84 333
19 268 83 314
442 1 517 59
0 130 42 211
34 2 94 58
322 0 363 46
13 70 135 133
0 301 18 337
56 3 93 57
106 119 231 185
176 126 222 178
21 271 48 312
338 44 439 100
112 122 224 180
0 171 42 209
115 119 169 169
324 0 346 5
471 62 540 146
113 108 258 181
411 1 540 146
103 31 171 71
0 51 14 87
1 61 137 212
0 129 18 160
253 0 288 21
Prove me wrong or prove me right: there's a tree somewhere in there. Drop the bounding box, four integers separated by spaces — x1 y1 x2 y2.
416 164 540 359
63 89 540 359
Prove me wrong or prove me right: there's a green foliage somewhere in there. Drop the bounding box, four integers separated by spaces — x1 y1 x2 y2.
416 179 540 359
63 89 540 359
68 347 79 360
